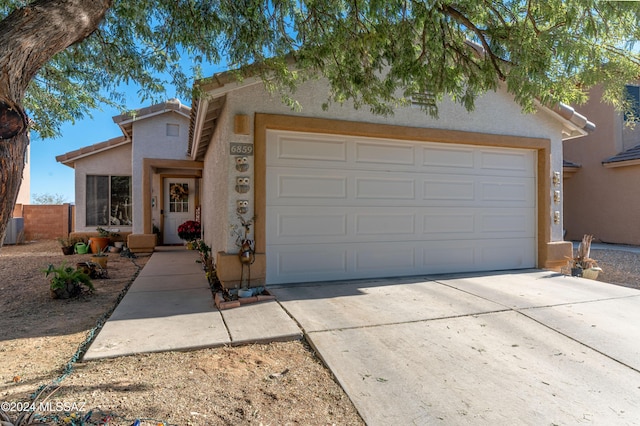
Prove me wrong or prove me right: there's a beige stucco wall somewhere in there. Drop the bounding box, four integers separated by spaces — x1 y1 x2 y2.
201 107 232 257
564 85 640 245
131 110 191 234
72 143 132 232
205 79 568 257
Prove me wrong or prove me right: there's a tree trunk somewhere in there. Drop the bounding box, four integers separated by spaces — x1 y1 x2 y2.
0 0 111 247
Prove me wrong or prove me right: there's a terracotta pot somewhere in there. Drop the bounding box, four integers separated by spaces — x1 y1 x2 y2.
90 255 108 269
89 237 110 254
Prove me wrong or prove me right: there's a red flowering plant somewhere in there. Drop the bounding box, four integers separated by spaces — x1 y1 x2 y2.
177 220 201 242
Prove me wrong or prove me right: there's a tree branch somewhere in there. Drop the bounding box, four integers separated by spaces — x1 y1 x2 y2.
440 4 507 81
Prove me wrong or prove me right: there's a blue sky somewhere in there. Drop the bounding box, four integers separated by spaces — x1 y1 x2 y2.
29 63 224 204
30 102 138 203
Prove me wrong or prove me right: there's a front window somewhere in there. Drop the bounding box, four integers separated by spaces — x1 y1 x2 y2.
86 175 132 226
624 85 640 122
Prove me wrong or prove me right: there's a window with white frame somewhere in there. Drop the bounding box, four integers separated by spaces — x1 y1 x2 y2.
86 175 132 226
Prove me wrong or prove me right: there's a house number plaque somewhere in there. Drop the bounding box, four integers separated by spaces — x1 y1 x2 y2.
230 143 253 156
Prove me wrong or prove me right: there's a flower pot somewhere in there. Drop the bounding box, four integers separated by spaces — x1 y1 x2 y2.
89 237 110 254
582 267 601 280
109 246 122 253
238 288 253 298
61 246 74 255
114 241 124 248
90 255 108 269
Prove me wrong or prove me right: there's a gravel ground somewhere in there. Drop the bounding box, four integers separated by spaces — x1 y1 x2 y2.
1 240 638 425
0 240 364 426
590 248 640 289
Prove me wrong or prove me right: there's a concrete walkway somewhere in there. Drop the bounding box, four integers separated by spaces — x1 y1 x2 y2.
85 247 640 425
83 247 301 360
274 271 640 425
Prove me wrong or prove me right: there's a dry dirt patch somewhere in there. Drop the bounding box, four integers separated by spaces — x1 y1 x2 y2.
0 240 363 425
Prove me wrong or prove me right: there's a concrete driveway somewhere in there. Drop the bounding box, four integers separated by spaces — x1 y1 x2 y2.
274 270 640 425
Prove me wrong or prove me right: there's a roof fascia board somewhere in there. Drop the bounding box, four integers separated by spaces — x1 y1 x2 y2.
602 158 640 168
115 108 191 127
190 98 209 161
536 101 592 140
57 139 131 166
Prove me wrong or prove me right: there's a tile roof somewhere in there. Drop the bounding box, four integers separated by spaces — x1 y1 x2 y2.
55 136 129 167
563 159 581 168
56 99 190 167
113 99 190 138
602 143 640 165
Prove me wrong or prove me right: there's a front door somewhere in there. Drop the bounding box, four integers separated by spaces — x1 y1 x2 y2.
163 178 195 244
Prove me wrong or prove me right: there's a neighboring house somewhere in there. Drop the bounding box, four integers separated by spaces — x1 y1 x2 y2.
563 84 640 245
56 75 593 286
56 99 196 249
189 73 592 287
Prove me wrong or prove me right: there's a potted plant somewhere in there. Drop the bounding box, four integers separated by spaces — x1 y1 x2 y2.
43 263 94 299
570 234 603 279
57 236 76 255
90 246 109 269
177 220 201 248
90 227 119 254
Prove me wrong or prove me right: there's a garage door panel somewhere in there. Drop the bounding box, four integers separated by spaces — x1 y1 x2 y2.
480 243 534 269
422 213 475 235
355 213 416 236
480 150 534 174
355 177 416 199
480 179 534 204
422 146 475 169
274 246 348 279
276 213 347 238
355 246 417 271
355 140 416 165
423 246 476 273
480 212 534 235
423 177 475 201
273 134 348 162
270 169 533 208
271 172 348 199
267 238 536 284
266 130 537 284
269 206 533 244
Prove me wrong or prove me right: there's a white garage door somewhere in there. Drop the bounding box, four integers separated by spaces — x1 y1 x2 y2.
266 130 536 284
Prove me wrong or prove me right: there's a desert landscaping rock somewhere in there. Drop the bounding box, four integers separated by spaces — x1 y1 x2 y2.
0 240 363 425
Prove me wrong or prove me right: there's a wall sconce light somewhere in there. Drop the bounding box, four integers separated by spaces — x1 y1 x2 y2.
553 211 560 225
552 171 561 187
234 114 250 135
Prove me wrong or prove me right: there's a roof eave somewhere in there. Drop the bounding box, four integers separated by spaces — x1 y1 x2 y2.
55 137 131 166
537 102 595 140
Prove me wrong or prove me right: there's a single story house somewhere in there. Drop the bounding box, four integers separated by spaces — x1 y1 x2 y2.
56 99 201 249
190 72 593 287
58 73 593 287
564 84 640 245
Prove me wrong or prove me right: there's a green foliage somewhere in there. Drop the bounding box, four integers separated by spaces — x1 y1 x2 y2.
96 227 119 238
43 263 94 292
56 235 77 247
2 0 640 137
31 193 68 205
